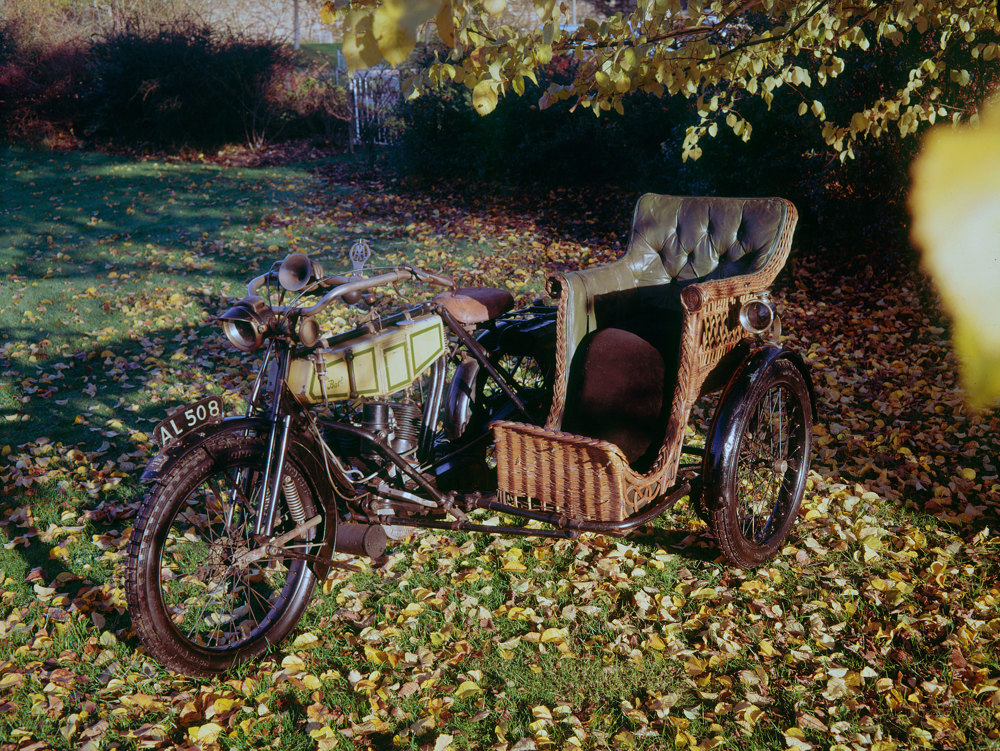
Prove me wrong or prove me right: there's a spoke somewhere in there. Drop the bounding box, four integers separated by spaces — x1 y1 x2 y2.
736 382 800 545
206 477 234 538
777 387 786 463
247 577 276 617
183 572 215 642
212 569 240 647
158 460 310 653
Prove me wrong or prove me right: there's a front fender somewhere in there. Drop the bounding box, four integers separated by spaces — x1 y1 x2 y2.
141 416 344 513
140 415 345 580
141 416 267 485
714 344 817 424
701 345 817 511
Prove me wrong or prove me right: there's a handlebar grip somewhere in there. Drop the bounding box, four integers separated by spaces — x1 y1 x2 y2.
410 267 455 288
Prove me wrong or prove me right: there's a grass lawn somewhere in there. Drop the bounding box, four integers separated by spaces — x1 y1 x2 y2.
0 146 998 751
297 42 343 67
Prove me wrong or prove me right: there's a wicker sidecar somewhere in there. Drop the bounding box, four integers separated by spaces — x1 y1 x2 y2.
490 194 816 568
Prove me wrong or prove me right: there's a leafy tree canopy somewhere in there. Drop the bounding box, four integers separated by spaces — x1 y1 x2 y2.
326 0 998 159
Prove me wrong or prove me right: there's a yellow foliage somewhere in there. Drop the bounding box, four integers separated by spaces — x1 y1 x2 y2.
911 103 1000 406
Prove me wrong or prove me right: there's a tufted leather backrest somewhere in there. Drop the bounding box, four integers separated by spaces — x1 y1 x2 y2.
625 195 788 284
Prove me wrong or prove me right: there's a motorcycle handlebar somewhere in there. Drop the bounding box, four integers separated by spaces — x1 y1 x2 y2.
245 265 455 317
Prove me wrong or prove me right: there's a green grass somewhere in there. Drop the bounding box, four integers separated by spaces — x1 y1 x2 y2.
297 42 344 66
0 146 356 450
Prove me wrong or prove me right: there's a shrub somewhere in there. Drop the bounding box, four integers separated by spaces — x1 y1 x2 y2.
0 14 29 66
85 22 294 149
273 64 352 143
393 25 997 260
395 51 691 185
0 16 90 147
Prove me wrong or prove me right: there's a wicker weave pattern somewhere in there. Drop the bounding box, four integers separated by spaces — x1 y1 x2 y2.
543 283 571 432
494 421 664 521
495 200 798 522
697 293 752 371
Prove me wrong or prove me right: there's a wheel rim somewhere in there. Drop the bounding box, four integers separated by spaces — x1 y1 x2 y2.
156 464 313 652
735 380 807 546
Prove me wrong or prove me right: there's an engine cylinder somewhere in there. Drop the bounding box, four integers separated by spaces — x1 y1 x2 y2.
362 401 390 435
390 401 421 454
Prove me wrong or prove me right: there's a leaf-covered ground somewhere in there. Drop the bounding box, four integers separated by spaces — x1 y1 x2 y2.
1 147 998 751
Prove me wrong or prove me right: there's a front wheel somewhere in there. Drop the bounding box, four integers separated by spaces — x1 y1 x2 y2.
125 429 322 676
704 358 813 568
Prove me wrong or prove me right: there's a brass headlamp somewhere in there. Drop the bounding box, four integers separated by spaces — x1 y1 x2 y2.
219 296 276 352
739 291 778 337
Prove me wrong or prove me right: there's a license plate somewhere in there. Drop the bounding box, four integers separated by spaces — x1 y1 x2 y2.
152 396 225 449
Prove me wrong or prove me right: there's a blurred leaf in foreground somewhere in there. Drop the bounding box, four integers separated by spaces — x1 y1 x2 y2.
911 102 1000 407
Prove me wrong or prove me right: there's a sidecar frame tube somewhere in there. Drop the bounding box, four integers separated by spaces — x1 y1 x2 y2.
391 516 577 540
320 415 692 539
390 482 691 540
467 482 692 535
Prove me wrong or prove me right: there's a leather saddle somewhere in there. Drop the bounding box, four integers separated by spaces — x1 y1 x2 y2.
433 287 514 324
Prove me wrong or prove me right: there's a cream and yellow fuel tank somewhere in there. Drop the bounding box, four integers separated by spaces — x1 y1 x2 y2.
283 313 446 404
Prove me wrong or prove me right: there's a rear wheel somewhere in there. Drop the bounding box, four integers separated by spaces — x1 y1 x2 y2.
126 430 321 676
476 351 553 428
705 359 812 568
439 349 553 491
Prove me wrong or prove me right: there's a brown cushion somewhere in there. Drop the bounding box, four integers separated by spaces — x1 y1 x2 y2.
561 327 666 469
434 287 514 324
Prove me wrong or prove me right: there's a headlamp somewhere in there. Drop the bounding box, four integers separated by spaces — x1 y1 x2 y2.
739 291 777 336
219 296 276 352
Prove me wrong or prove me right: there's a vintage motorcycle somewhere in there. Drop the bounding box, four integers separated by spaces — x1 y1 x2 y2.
125 194 816 676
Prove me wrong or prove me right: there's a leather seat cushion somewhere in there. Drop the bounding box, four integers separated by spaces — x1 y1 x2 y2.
561 327 666 469
434 287 514 324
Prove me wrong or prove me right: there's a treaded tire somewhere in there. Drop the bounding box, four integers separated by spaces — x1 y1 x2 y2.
125 429 319 676
705 359 812 568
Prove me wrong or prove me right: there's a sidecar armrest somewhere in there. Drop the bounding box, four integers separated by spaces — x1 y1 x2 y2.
546 259 632 360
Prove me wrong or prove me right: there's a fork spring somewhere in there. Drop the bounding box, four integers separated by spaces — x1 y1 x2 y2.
282 475 306 523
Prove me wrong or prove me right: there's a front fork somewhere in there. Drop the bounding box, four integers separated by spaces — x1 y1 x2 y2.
251 343 293 538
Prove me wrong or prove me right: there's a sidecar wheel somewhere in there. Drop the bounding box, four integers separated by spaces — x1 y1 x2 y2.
125 431 320 676
704 359 812 568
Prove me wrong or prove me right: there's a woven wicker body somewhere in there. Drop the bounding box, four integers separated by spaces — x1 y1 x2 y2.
494 195 799 522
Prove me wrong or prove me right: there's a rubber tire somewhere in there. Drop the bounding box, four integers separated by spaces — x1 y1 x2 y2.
126 430 319 677
705 358 812 568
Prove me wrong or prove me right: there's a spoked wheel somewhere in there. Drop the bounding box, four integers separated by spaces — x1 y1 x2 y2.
439 349 553 491
477 351 553 429
704 358 812 568
126 430 322 676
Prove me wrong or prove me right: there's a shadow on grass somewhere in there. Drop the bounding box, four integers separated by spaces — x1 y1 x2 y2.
0 286 245 450
0 146 327 283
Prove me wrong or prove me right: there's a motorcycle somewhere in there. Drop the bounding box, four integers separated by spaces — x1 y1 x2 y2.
125 242 559 676
126 194 816 677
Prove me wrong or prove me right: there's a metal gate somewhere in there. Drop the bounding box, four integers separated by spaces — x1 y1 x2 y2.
349 68 402 146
